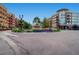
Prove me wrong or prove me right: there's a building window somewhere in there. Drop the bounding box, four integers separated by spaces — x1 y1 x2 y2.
59 13 65 25
61 13 65 16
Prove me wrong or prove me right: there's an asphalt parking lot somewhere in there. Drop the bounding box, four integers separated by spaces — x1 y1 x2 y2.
8 30 79 55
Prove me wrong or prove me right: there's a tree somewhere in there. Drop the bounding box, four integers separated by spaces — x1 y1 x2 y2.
49 20 52 28
22 20 32 29
18 19 23 29
33 17 41 25
18 20 32 29
42 18 50 28
19 15 24 30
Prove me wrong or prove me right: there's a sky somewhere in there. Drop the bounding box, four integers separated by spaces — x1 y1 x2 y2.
3 3 79 24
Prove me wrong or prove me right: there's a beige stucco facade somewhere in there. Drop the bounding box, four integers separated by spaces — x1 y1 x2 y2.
0 4 17 29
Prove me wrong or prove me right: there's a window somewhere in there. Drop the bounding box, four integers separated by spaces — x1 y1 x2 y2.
61 14 65 16
72 17 79 25
59 13 65 25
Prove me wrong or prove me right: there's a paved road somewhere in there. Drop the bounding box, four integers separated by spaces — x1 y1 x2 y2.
0 31 21 55
1 30 79 55
8 30 79 55
0 38 14 55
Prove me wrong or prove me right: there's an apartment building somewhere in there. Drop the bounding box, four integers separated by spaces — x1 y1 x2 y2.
50 8 79 29
49 13 59 28
8 14 17 29
0 4 17 30
0 4 9 29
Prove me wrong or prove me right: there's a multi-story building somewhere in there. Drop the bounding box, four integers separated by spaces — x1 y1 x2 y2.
49 13 59 28
8 14 17 29
0 4 9 29
0 4 17 30
50 8 79 30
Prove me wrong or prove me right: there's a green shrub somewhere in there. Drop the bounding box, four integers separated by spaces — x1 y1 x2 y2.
53 28 60 32
26 30 32 32
12 28 23 32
